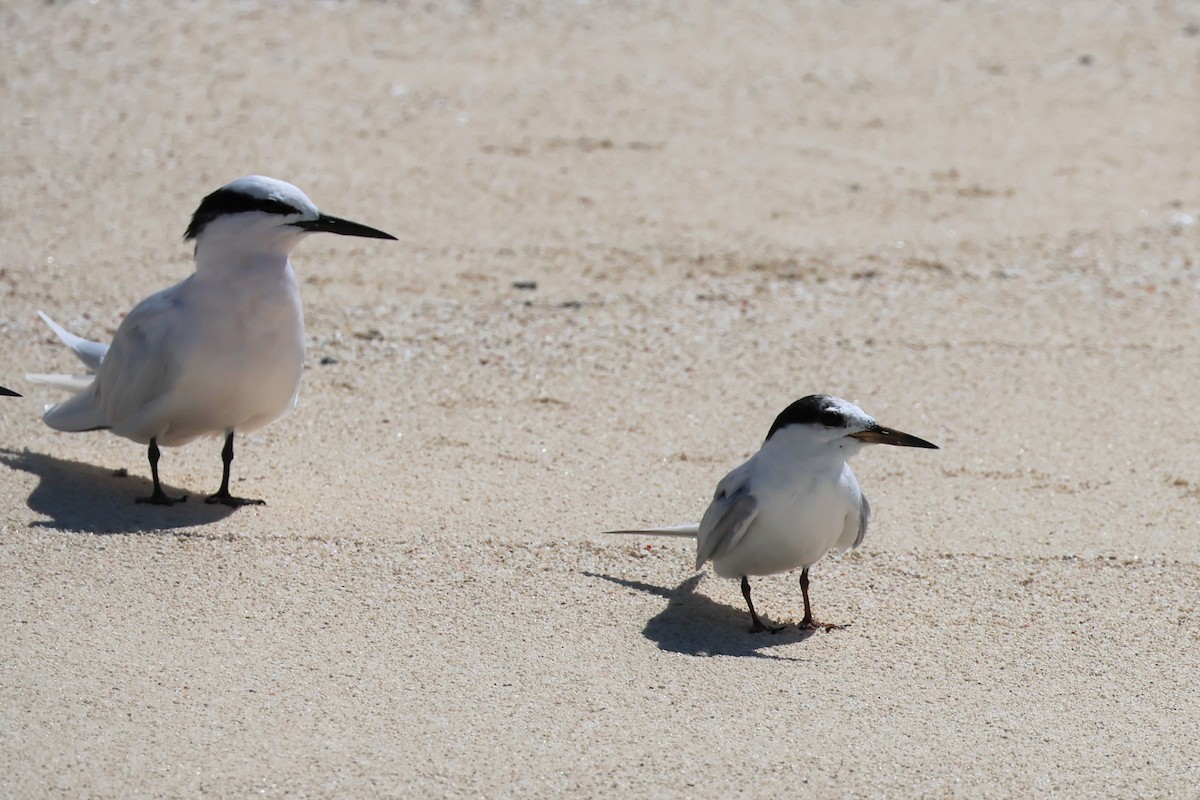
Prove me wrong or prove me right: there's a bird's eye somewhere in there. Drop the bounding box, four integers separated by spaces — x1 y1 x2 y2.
821 411 843 427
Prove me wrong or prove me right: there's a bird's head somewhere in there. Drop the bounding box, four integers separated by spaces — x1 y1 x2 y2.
764 394 939 453
183 175 397 252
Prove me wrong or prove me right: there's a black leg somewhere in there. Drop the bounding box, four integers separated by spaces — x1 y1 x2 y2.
205 431 265 507
135 438 186 505
741 576 784 634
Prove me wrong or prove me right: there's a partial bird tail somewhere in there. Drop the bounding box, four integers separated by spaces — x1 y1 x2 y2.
0 386 20 397
24 372 93 392
34 311 108 371
603 524 700 537
26 311 111 432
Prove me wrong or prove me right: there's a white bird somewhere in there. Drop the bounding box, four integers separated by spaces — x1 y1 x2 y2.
0 386 19 397
28 175 397 506
606 395 938 632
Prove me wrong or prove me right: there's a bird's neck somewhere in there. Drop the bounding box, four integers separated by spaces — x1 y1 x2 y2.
760 428 865 472
190 216 308 277
193 237 295 280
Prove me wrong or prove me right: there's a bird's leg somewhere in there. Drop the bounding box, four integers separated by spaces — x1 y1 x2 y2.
798 567 814 627
741 576 785 634
797 567 847 631
205 431 265 507
135 438 186 505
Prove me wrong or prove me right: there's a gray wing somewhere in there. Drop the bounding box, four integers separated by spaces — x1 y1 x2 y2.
835 470 871 553
694 473 759 570
834 463 871 551
95 281 189 428
38 281 190 435
849 492 871 550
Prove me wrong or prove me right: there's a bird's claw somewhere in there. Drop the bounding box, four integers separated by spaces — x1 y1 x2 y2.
797 619 849 632
204 492 265 507
135 492 187 506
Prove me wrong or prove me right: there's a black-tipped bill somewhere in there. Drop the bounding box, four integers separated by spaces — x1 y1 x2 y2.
0 386 20 397
849 424 938 449
294 213 397 240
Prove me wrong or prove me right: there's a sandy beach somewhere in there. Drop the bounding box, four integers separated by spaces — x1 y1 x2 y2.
2 1 1199 796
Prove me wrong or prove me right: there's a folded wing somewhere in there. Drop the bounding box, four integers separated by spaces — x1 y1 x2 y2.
695 481 759 570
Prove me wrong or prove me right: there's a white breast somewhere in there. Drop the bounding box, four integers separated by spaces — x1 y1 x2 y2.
708 453 863 579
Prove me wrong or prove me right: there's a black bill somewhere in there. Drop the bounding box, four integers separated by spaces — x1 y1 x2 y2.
850 424 938 449
296 213 397 240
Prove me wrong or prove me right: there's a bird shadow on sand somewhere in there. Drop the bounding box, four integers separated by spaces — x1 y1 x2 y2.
584 572 816 660
0 448 235 533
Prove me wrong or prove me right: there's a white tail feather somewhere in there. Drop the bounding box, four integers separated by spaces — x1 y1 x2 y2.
25 372 94 392
37 310 108 371
603 524 700 538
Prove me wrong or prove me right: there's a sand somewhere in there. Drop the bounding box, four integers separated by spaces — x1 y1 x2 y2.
2 1 1199 796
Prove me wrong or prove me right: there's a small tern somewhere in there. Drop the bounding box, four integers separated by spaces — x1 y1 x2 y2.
28 175 397 506
606 395 938 633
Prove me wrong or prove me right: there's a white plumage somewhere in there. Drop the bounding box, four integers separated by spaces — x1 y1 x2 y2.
29 175 396 506
607 395 937 632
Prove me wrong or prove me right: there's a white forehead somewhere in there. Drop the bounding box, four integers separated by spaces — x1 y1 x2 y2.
828 396 875 427
225 175 319 216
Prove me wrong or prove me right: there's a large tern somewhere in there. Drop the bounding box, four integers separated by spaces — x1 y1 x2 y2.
29 176 397 506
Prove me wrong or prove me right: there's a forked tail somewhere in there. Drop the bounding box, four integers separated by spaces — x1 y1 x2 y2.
26 311 108 393
26 311 110 432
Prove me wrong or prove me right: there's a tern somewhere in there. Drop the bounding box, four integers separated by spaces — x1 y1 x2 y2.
0 386 19 397
28 175 397 506
606 395 938 632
